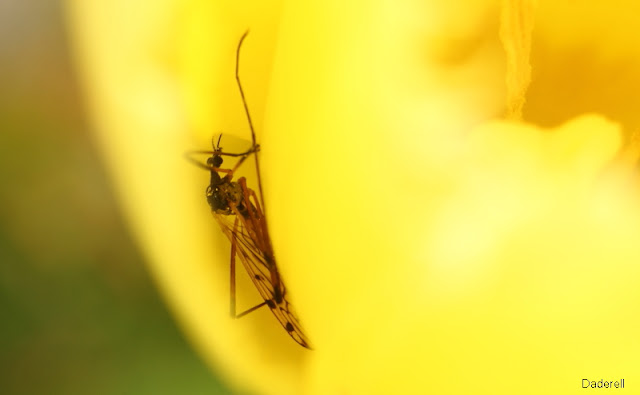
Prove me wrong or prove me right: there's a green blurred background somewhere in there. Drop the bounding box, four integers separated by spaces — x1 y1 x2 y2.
0 2 242 394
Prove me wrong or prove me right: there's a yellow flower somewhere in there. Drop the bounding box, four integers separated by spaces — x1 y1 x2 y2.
66 0 640 394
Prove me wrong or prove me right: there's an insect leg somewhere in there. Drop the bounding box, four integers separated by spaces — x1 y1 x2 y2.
236 301 268 319
230 216 238 318
230 211 271 319
236 177 283 302
235 31 266 213
228 153 250 175
234 177 267 253
185 148 255 158
235 31 256 148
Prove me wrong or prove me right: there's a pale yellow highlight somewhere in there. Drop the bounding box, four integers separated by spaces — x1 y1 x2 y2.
303 115 640 394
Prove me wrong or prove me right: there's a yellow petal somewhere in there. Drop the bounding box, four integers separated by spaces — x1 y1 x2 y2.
67 0 640 394
66 1 308 395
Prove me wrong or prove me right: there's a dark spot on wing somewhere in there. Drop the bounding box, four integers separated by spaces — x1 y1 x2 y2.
265 299 276 309
285 322 294 332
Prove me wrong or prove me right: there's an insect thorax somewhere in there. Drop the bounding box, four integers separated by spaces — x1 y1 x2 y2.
206 181 243 215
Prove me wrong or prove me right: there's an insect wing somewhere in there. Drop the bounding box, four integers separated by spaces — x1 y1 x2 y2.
212 210 311 349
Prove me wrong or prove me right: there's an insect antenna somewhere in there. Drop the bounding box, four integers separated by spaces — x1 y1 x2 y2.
213 134 223 151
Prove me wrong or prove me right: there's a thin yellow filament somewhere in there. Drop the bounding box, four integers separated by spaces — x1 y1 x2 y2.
500 0 536 119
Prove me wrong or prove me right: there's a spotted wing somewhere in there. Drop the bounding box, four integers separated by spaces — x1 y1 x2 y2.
213 211 311 349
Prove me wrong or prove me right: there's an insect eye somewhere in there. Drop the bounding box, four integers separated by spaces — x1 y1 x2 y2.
207 156 224 167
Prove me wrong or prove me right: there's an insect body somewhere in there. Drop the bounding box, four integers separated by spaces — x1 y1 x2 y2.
186 31 311 348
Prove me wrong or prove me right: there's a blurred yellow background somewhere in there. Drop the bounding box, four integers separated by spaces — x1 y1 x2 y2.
0 3 244 394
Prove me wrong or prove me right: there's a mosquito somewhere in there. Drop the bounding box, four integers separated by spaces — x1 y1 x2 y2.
186 31 311 349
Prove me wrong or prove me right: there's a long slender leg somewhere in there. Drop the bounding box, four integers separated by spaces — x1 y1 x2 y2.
237 301 268 318
184 143 259 175
230 178 266 258
236 177 270 255
230 216 238 318
215 146 262 182
235 31 257 149
235 31 267 215
235 177 281 302
185 152 251 185
230 214 270 318
226 32 274 320
185 148 256 158
228 154 250 174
